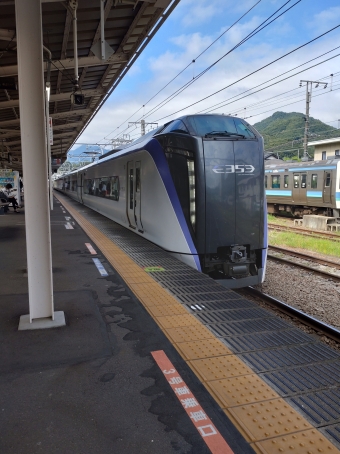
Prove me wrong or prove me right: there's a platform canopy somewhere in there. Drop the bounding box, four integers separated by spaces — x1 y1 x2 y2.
0 0 179 171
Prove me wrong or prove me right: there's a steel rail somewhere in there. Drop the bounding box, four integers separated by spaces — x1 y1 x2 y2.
244 286 340 343
269 245 340 270
268 223 340 242
267 253 340 280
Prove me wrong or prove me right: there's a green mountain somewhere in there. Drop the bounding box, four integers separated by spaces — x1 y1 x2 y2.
252 111 339 158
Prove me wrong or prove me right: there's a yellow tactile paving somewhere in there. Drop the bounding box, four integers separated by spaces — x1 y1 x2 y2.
146 305 188 317
226 399 312 442
155 313 201 329
55 193 340 454
163 324 216 344
188 355 254 382
174 339 233 360
252 429 340 454
205 375 279 408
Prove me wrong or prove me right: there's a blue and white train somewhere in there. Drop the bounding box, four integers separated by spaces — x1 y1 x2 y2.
265 158 340 217
54 114 267 288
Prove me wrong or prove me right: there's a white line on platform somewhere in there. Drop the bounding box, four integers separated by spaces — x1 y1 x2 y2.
92 258 108 277
65 222 74 229
85 243 97 255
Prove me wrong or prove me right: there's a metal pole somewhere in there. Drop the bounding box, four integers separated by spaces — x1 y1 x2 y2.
303 82 310 160
71 0 79 89
15 0 64 328
100 0 105 60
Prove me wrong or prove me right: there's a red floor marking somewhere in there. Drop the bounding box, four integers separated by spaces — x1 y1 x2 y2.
151 350 234 454
85 243 97 255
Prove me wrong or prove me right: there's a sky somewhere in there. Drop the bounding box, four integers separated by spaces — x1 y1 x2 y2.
70 0 340 158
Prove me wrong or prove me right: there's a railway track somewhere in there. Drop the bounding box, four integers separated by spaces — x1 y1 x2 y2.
268 222 340 242
243 286 340 343
268 245 340 279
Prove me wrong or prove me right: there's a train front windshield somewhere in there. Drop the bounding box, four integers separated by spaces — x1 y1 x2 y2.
186 115 256 139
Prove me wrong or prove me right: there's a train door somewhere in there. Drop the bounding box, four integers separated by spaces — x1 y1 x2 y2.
135 161 143 231
323 171 331 204
127 161 143 231
292 173 307 203
77 173 83 203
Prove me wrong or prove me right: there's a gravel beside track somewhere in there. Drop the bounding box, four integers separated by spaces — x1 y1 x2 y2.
236 253 340 352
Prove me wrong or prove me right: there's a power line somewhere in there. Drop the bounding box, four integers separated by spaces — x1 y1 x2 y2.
153 23 340 122
143 0 301 121
101 0 263 142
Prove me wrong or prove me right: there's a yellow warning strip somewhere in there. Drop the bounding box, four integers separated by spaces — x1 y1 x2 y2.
55 193 340 454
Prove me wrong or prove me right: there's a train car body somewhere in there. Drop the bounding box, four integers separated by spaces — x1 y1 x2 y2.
265 159 340 217
54 114 267 288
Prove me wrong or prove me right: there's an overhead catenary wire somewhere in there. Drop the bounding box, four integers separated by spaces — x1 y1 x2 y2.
153 23 340 123
106 0 301 143
101 0 263 142
199 50 340 115
141 0 301 122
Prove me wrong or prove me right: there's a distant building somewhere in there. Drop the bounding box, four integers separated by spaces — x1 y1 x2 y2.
308 137 340 160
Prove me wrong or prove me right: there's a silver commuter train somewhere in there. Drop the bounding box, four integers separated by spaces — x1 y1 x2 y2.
54 114 267 288
265 158 340 217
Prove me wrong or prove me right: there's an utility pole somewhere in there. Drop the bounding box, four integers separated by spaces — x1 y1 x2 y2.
299 80 327 161
129 119 158 136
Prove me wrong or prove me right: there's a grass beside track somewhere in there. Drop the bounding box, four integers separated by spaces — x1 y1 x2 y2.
269 230 340 258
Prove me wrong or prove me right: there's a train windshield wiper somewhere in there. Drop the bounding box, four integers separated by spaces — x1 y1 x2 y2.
204 130 246 138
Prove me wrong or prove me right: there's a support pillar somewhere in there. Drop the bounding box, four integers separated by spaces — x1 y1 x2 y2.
15 0 65 329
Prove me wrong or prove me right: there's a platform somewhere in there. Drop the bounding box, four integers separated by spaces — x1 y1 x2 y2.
1 194 340 454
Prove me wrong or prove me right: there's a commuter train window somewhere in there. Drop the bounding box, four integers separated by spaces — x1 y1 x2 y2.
109 176 119 201
322 151 326 160
311 174 318 189
161 120 189 134
234 118 256 138
284 175 289 188
335 150 340 156
265 176 267 188
293 175 299 188
325 172 331 187
271 175 280 188
301 174 307 188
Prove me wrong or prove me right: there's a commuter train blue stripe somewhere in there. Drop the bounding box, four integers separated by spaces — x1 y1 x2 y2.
266 189 292 196
306 191 322 198
288 166 336 171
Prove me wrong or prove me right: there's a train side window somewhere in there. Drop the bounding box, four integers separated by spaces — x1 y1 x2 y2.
187 160 196 231
109 176 119 201
84 178 94 195
129 169 134 209
265 176 267 188
136 168 141 193
335 150 340 156
271 175 280 188
322 151 326 160
284 175 289 188
293 175 299 188
301 174 307 188
325 173 331 187
311 174 318 189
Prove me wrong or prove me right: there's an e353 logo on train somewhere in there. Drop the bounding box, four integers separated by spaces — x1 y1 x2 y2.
212 164 255 174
